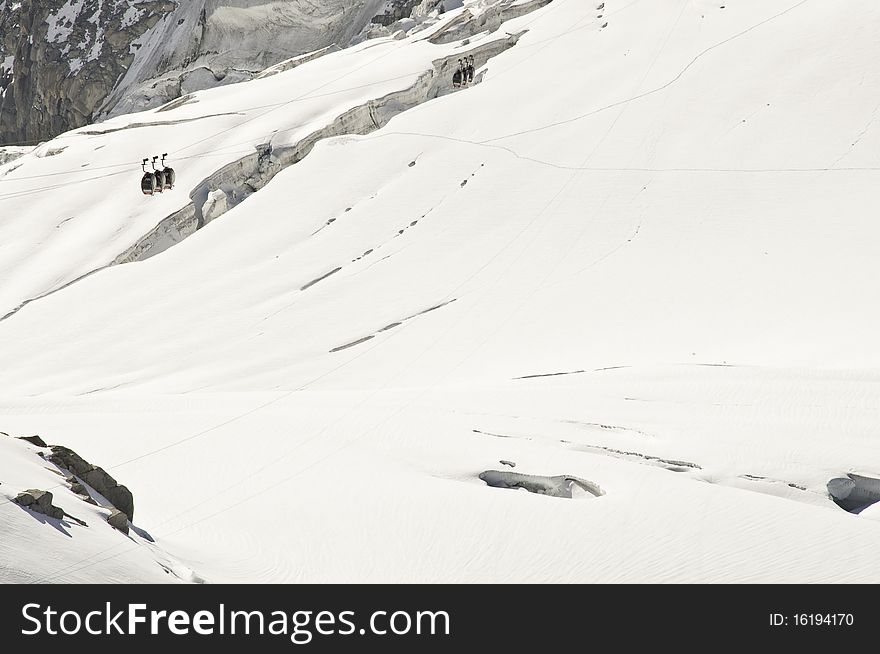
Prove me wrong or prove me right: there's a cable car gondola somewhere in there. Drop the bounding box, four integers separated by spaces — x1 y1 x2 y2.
151 156 165 193
452 59 464 89
139 154 176 196
160 153 175 190
141 159 157 196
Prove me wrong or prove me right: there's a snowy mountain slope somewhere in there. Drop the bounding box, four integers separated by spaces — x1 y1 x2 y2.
0 0 424 144
0 434 197 583
0 1 516 322
2 0 880 582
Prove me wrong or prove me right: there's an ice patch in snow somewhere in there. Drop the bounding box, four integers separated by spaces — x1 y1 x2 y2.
828 474 880 514
479 470 604 499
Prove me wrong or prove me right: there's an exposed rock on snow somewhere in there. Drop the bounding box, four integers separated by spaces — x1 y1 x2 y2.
107 509 130 534
67 476 93 501
14 489 65 519
17 434 49 447
479 470 604 499
1 433 198 582
48 446 135 520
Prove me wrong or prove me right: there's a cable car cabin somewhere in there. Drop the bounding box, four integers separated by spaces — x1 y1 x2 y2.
162 167 175 189
141 172 157 195
141 159 157 195
161 153 175 190
140 155 175 196
151 157 165 193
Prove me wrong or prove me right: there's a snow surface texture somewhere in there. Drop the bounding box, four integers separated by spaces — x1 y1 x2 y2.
2 0 880 583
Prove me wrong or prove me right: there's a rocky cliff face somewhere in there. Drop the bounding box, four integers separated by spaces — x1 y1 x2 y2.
0 0 176 145
0 0 428 145
1 4 21 138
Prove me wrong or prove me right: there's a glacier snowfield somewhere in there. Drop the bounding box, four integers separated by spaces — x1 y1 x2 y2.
2 0 880 583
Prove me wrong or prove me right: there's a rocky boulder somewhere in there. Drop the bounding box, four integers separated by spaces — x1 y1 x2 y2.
47 446 93 476
16 434 48 448
14 489 65 520
106 509 130 535
48 446 135 521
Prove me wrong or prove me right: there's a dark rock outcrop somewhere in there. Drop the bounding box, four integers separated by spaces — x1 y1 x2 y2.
0 0 176 145
106 509 130 534
14 489 65 519
48 446 134 521
17 434 48 448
